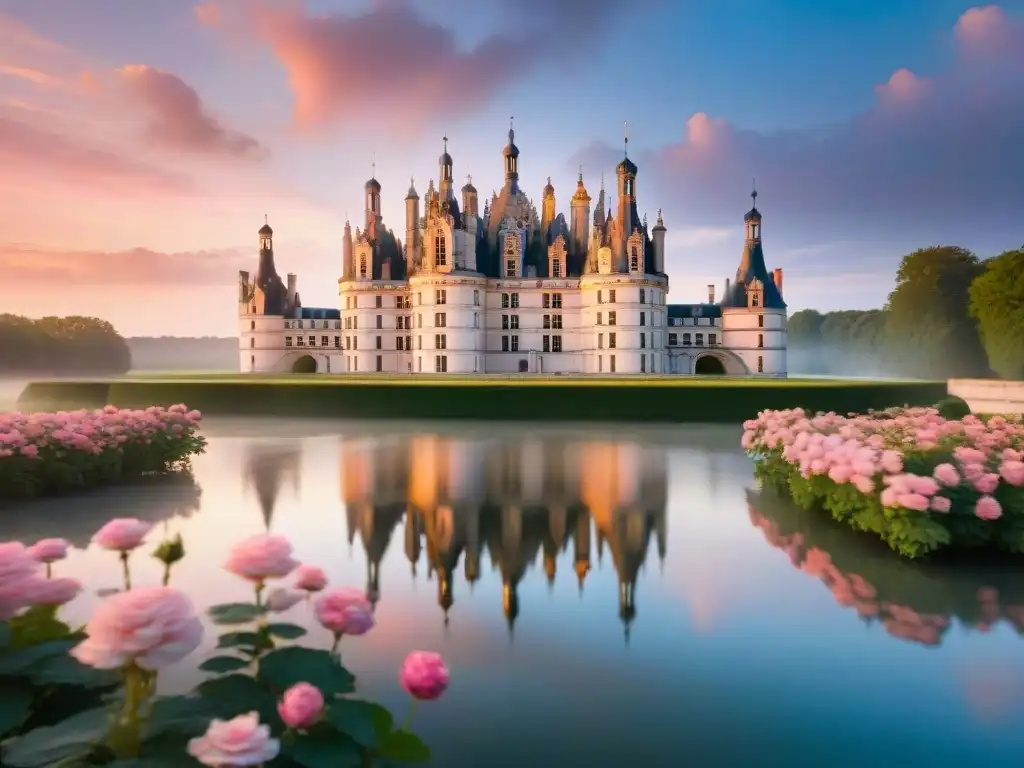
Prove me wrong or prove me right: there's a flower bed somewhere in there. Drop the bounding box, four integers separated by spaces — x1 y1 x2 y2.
743 406 1024 558
0 404 206 500
0 520 443 766
748 488 1024 646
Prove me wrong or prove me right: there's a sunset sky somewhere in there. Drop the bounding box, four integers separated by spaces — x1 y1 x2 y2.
1 0 1022 337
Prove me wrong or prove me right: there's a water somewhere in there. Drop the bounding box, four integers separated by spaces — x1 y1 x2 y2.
3 418 1024 767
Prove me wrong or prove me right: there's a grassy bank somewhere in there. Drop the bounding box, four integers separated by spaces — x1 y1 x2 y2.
15 375 949 423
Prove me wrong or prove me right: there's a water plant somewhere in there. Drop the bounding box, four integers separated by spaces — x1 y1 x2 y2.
0 523 443 766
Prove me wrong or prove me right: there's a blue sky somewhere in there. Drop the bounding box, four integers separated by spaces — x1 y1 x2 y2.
0 0 1022 335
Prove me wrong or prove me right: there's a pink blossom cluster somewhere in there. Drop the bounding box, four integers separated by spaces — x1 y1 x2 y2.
743 407 1024 521
0 404 202 460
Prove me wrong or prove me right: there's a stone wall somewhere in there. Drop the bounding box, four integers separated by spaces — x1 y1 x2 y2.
947 379 1024 415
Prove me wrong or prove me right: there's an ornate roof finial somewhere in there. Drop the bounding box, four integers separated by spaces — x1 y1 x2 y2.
443 135 448 152
467 174 472 185
371 152 376 179
624 120 629 158
264 213 268 225
578 164 583 183
600 172 605 191
751 178 757 207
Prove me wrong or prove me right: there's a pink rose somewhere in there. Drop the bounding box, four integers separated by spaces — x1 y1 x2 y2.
908 475 939 497
265 587 303 613
71 586 203 670
294 564 327 593
975 496 1002 521
94 518 153 552
27 538 68 563
314 588 375 636
187 712 280 767
929 496 952 513
896 493 930 512
26 577 81 606
932 463 960 487
224 534 299 583
999 459 1024 487
973 473 1000 495
400 650 450 701
277 682 324 730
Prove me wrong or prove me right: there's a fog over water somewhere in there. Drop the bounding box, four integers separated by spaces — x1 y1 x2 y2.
1 418 1022 767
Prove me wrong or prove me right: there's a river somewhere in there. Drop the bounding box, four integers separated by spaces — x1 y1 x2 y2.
3 418 1023 767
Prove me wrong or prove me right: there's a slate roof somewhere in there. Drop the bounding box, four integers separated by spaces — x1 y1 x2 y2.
719 239 786 309
668 303 722 321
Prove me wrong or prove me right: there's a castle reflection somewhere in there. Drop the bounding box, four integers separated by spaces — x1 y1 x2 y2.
335 433 668 640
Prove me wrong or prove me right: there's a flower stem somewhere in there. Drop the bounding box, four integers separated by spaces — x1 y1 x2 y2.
161 563 171 586
401 699 417 732
45 563 52 579
120 551 132 590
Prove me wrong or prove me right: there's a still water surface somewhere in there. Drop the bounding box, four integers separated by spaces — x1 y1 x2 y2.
4 418 1024 767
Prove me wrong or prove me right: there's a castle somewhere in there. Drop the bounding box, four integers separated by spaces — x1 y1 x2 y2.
238 125 788 376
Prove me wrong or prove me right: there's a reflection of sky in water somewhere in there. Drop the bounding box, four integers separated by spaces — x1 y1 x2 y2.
4 417 1024 767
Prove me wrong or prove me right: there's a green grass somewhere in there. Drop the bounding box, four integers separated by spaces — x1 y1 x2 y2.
16 375 949 423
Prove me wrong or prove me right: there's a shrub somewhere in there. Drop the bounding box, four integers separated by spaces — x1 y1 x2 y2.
935 396 971 420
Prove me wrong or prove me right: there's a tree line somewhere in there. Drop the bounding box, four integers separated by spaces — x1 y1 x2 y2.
789 246 1024 380
0 315 131 374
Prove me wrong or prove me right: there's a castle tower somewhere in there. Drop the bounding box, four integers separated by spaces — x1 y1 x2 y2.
651 208 666 274
365 163 381 242
541 177 555 238
342 218 354 281
438 137 454 201
462 176 478 224
503 119 520 192
569 167 591 271
253 216 287 315
405 178 419 273
616 123 639 271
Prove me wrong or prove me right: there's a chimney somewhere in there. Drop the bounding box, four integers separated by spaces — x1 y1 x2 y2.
725 277 731 300
238 271 250 303
707 284 715 304
286 273 297 302
773 268 783 297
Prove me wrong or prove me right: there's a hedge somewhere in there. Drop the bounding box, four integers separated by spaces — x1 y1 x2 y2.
17 377 950 423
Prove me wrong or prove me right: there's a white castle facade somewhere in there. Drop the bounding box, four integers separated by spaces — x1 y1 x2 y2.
238 126 788 376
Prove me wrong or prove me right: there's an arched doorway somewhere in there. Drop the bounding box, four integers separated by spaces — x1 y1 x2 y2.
518 359 529 373
694 355 726 375
292 355 317 373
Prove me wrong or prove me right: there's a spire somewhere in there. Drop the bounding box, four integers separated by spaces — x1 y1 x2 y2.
578 164 583 184
624 119 629 159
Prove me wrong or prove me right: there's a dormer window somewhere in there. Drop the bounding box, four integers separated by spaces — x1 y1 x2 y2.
359 257 367 278
751 293 759 307
551 257 561 277
630 247 639 272
435 233 447 266
260 236 271 251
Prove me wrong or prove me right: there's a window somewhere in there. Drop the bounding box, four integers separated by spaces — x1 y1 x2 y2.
543 293 551 309
397 337 404 351
352 337 358 350
396 316 406 330
640 333 646 349
597 312 603 325
609 289 617 302
610 355 616 373
308 335 315 347
758 334 764 349
609 332 617 349
418 357 422 372
405 335 411 350
436 289 447 305
297 336 305 346
417 314 422 328
250 320 255 330
599 355 603 372
435 334 447 350
511 335 519 352
251 355 255 369
696 333 704 346
320 335 328 346
543 335 550 353
417 336 422 350
435 355 448 373
758 314 764 328
473 290 480 306
752 293 760 307
682 333 691 345
543 314 551 330
630 247 639 271
510 293 520 308
474 312 479 328
285 336 293 347
435 233 447 266
359 257 367 278
436 312 447 327
640 289 646 305
353 317 358 330
668 333 677 346
502 335 509 352
501 293 510 309
552 314 563 330
709 333 717 346
758 355 764 373
375 335 382 350
417 292 422 305
375 295 383 309
641 355 646 373
598 332 604 349
551 258 561 277
376 355 383 372
552 335 562 352
640 312 646 326
250 337 255 348
376 315 382 329
345 297 351 309
502 315 519 330
505 237 517 276
608 311 617 326
598 290 603 303
354 358 358 372
552 293 562 309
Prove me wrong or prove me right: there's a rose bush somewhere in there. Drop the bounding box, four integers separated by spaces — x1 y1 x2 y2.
0 404 207 500
743 406 1024 557
0 521 446 766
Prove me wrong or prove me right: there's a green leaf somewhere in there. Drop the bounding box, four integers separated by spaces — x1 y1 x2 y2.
287 728 363 768
378 729 431 764
142 695 213 740
0 679 35 737
0 621 12 649
325 699 389 748
0 706 111 767
7 605 72 649
216 631 272 652
258 647 355 697
0 638 77 676
196 673 277 721
208 603 265 625
266 622 307 640
198 655 251 673
26 653 120 688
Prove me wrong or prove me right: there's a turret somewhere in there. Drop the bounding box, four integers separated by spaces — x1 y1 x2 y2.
570 166 591 271
253 216 287 315
541 177 555 238
404 179 419 273
616 122 638 270
342 218 353 281
651 208 666 274
365 162 381 241
502 119 520 191
438 136 453 201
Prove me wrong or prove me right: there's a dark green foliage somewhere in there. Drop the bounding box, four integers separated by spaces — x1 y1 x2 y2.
935 396 971 420
20 379 949 423
0 314 131 374
968 248 1024 380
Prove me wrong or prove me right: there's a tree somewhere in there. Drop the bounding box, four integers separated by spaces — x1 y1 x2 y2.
0 315 131 374
884 246 990 379
787 309 825 346
968 248 1024 380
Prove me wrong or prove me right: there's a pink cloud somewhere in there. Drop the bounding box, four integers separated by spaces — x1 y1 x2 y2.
954 4 1024 57
874 68 930 103
194 2 224 26
117 65 266 159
